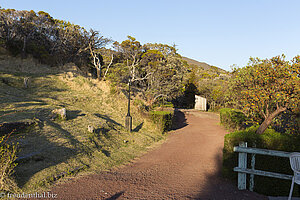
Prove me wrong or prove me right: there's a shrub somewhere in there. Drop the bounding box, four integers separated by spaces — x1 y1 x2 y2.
149 110 174 132
0 135 18 192
223 126 300 196
162 101 174 108
133 99 149 112
220 108 247 131
271 110 300 135
152 100 174 109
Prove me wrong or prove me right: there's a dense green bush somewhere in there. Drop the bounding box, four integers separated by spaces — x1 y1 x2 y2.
149 110 174 132
220 108 247 131
223 126 300 196
271 110 300 135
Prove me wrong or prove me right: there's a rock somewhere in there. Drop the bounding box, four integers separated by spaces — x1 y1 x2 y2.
66 72 74 79
87 125 95 133
52 108 67 120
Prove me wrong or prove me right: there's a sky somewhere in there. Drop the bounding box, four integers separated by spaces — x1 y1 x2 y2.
2 0 300 71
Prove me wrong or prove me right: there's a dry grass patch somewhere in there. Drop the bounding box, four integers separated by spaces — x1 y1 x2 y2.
0 60 164 193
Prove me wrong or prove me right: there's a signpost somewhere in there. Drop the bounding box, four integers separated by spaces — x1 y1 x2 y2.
125 78 132 132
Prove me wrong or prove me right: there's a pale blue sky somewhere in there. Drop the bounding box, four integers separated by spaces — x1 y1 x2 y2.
2 0 300 70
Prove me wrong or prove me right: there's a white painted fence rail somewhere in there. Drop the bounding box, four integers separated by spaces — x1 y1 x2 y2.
233 142 294 191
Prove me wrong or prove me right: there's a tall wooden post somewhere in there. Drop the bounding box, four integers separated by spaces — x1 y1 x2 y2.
249 144 256 191
238 141 247 190
125 79 132 132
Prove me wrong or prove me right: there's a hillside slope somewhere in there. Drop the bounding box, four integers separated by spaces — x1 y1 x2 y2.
0 55 165 193
182 56 226 72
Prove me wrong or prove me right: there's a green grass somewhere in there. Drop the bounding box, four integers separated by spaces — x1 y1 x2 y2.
0 60 165 194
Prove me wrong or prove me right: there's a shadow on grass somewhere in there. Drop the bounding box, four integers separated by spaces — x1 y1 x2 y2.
101 149 111 157
0 121 34 137
132 122 144 132
0 73 67 106
45 119 91 154
0 103 47 123
14 133 77 188
14 101 47 108
94 113 122 127
67 110 86 120
94 127 110 135
13 115 91 188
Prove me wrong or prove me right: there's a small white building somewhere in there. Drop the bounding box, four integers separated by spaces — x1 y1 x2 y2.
194 95 207 111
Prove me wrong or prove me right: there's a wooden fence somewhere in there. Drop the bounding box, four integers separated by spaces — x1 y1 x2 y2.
234 142 293 191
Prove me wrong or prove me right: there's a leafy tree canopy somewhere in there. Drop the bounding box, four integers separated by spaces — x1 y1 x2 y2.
230 55 300 134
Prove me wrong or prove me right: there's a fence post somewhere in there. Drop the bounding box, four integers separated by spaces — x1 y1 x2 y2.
249 144 256 192
238 141 247 190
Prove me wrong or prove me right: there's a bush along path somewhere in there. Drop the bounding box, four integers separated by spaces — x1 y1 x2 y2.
48 110 267 199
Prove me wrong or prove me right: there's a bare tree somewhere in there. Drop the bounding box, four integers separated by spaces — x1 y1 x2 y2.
88 29 111 80
103 54 114 80
113 36 151 83
89 44 102 80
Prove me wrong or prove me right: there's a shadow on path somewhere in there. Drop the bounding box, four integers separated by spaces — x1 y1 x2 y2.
171 108 188 130
105 191 125 200
194 151 267 199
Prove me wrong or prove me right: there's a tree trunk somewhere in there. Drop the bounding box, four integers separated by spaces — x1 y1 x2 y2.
96 67 101 80
256 107 287 134
21 37 27 59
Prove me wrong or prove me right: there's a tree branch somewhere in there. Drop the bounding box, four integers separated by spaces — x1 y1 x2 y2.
152 94 168 104
131 72 152 82
103 54 114 79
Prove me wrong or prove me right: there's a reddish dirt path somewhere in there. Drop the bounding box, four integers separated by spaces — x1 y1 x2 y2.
49 110 267 200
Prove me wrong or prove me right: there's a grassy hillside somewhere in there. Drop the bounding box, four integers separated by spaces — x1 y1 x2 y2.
182 56 226 73
0 54 165 193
